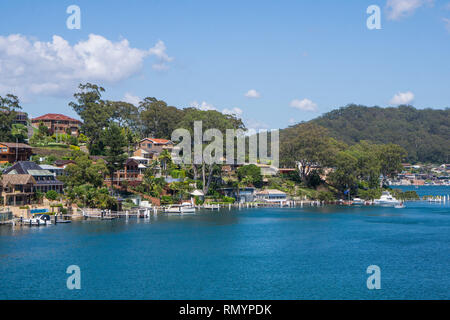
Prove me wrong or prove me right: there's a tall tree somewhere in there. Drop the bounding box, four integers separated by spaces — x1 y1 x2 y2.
280 123 344 182
0 94 22 142
69 83 114 154
101 123 128 186
139 97 183 139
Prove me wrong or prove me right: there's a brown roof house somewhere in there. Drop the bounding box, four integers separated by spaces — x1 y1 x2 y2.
1 174 36 206
0 142 33 164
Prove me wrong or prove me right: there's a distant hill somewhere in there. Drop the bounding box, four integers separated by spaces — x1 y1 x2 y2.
292 105 449 164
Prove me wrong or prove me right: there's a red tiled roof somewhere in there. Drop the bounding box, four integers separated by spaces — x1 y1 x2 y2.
141 138 172 144
32 113 82 123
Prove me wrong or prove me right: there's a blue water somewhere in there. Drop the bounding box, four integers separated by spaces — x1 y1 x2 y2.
1 189 449 300
394 185 450 198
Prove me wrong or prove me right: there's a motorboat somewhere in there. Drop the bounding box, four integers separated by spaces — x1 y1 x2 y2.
164 202 196 214
374 191 401 206
352 198 364 205
394 203 405 209
22 214 52 226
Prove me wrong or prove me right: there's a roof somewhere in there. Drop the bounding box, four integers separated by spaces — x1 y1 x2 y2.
54 160 76 167
0 142 32 149
32 113 82 123
1 174 36 186
3 161 42 174
140 138 172 145
39 164 63 170
27 169 53 176
256 189 287 195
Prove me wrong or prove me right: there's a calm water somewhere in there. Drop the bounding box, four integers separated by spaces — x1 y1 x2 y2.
1 188 449 300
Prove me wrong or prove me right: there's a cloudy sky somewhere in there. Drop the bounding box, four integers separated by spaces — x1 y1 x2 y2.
0 0 449 130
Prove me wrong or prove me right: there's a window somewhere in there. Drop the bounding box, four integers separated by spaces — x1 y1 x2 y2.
0 147 7 153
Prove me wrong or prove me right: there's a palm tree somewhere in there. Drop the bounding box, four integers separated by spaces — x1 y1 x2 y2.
158 149 172 178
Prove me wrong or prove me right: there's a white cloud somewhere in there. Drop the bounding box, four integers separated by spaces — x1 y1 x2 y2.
290 98 318 112
385 0 433 20
222 107 243 116
148 40 173 70
443 18 450 33
124 92 141 106
189 101 217 111
244 89 261 99
245 119 270 131
288 118 297 125
390 91 415 105
0 34 173 98
190 100 245 117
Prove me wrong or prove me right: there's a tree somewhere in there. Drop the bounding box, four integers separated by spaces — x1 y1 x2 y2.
280 123 344 182
237 164 263 188
158 149 173 177
0 94 22 142
378 143 407 179
178 108 245 195
45 190 59 201
101 123 128 186
11 124 28 143
69 83 114 154
60 151 107 188
139 97 183 139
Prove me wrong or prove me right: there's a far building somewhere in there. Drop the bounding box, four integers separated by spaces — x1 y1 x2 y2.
31 113 82 136
13 112 29 126
3 161 64 193
0 142 33 164
134 138 173 160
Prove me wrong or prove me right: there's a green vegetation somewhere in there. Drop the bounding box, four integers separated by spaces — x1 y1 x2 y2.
308 104 450 163
0 94 22 142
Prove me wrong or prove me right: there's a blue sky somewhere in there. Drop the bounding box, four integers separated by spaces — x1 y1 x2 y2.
0 0 449 130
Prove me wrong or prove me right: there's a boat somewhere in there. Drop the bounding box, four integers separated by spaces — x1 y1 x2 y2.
164 202 196 214
394 203 405 209
374 191 401 206
22 214 52 226
352 198 364 205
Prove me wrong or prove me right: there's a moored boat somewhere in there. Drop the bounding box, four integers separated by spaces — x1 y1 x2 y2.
374 191 401 206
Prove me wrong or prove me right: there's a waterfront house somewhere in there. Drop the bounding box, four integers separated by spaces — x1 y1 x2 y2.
221 187 256 203
31 113 82 136
1 174 36 206
3 161 64 193
136 138 173 160
106 158 144 188
0 142 33 164
255 189 287 203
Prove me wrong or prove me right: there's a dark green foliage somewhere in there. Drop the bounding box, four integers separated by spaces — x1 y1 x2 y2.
237 164 263 188
310 104 449 163
45 190 59 201
0 94 22 142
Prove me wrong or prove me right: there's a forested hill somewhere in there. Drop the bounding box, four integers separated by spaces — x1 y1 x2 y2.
304 105 449 163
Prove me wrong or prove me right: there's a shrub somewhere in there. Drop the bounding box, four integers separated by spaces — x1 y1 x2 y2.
45 190 59 201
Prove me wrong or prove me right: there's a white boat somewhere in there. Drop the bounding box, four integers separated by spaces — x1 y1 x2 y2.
164 202 196 214
352 198 364 205
374 191 401 206
22 214 52 226
395 203 405 209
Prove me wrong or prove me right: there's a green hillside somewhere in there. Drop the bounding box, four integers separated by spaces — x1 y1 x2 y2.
294 105 449 164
